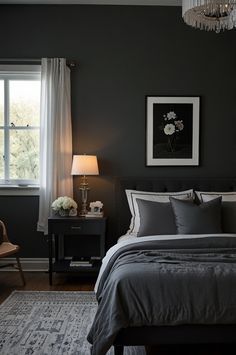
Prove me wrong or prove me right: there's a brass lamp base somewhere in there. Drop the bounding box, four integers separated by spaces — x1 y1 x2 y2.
79 176 90 216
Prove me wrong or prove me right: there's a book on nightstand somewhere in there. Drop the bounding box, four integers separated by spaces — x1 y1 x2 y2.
70 256 102 268
85 211 104 218
70 256 92 267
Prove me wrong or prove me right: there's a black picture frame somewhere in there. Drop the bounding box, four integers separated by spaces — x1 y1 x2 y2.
146 96 200 166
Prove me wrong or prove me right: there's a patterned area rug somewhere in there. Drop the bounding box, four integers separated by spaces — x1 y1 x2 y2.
0 291 146 355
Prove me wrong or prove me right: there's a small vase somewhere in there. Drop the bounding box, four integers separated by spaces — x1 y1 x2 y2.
167 136 175 153
69 208 77 216
58 209 70 217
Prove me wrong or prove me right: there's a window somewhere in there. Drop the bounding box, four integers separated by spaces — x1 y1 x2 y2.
0 65 41 186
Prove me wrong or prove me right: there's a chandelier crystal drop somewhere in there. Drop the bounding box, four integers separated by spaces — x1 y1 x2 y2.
182 0 236 33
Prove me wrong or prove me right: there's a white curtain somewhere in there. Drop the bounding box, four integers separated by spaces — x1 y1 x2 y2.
37 58 73 234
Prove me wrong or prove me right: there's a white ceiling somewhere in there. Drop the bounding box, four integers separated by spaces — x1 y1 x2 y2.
0 0 181 5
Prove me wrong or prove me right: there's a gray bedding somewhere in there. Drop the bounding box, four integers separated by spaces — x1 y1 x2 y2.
87 236 236 355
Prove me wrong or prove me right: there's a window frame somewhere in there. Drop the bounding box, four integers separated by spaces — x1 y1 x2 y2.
0 65 41 187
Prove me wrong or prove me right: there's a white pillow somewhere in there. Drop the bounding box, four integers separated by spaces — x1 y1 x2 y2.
125 189 194 236
195 191 236 203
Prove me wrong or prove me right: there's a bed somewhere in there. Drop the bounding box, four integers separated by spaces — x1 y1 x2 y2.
88 178 236 355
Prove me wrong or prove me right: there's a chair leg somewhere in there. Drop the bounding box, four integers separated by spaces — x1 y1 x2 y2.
114 345 124 355
16 256 25 286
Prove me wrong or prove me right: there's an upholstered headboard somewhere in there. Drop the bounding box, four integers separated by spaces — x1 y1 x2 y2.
115 177 236 238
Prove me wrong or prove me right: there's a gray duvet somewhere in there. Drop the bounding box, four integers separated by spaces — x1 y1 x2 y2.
87 236 236 355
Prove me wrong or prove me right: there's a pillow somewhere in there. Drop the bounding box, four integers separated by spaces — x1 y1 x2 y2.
125 189 194 236
222 202 236 233
195 191 236 203
136 199 176 237
170 196 222 234
195 191 236 233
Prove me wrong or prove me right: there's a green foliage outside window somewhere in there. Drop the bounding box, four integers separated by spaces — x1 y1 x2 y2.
0 96 40 182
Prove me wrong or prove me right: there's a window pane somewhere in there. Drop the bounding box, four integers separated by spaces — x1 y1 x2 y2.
0 81 4 126
9 80 40 126
0 130 4 179
10 129 39 180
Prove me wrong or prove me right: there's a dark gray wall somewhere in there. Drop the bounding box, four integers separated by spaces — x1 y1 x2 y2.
0 4 236 256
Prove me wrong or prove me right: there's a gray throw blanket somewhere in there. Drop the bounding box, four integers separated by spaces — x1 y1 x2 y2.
87 236 236 355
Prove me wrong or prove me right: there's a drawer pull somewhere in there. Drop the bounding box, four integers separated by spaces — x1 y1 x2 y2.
71 226 82 230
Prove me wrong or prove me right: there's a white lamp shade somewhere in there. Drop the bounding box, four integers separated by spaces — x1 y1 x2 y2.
71 155 99 176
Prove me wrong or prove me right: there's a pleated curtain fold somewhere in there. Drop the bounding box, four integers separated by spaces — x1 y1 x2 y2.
37 58 73 234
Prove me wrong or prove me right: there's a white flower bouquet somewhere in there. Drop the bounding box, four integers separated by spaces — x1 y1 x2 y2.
160 110 184 153
51 196 78 217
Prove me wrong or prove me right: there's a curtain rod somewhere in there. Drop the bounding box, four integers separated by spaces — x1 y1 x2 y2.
0 58 78 68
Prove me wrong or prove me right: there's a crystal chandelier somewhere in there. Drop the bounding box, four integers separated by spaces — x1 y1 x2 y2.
182 0 236 33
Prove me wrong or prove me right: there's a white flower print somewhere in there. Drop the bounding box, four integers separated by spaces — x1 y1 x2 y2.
167 111 177 120
164 123 175 136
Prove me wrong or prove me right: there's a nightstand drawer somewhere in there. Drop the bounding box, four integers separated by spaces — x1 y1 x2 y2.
50 220 105 235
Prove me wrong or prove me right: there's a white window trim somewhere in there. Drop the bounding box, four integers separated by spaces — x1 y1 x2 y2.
0 64 41 195
0 185 39 196
0 65 41 74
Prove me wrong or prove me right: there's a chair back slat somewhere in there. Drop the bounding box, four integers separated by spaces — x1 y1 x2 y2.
0 220 9 242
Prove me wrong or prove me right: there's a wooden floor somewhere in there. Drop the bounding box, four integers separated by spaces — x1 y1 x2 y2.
0 271 233 355
0 270 95 304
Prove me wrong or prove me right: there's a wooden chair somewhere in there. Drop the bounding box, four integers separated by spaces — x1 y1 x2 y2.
0 220 25 285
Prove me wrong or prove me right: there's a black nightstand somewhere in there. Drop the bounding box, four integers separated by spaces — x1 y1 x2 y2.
48 216 106 285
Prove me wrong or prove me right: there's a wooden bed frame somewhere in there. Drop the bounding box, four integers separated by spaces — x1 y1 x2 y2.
113 177 236 355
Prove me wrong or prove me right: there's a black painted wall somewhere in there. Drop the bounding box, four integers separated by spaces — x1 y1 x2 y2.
0 4 236 257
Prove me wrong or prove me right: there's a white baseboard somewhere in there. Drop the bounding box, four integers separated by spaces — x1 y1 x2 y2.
0 258 48 272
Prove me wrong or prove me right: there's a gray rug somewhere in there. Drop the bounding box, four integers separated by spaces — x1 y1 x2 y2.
0 291 146 355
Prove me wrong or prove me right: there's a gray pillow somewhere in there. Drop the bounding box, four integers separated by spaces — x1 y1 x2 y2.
170 196 222 234
221 202 236 233
136 198 176 237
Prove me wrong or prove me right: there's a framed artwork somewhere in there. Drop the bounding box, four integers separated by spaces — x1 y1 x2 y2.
146 96 200 166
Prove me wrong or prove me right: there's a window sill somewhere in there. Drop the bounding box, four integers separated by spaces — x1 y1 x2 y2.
0 185 40 196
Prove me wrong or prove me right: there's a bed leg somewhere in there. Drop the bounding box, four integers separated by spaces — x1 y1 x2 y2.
114 345 124 355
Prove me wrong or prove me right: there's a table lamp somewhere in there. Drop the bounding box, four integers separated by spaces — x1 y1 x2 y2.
71 155 99 216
